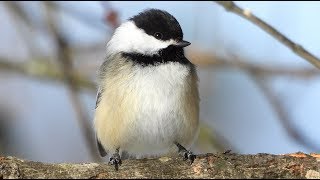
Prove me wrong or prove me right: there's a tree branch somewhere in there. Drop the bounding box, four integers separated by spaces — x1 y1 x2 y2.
0 58 95 91
43 2 101 162
214 1 320 70
188 50 320 79
1 51 318 96
249 74 320 152
0 153 319 179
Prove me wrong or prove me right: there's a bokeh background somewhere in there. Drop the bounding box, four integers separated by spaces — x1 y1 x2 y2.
0 1 319 163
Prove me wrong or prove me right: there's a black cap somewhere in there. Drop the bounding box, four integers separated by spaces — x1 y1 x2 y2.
129 9 184 42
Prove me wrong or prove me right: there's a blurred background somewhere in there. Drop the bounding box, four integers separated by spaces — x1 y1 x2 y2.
0 1 320 163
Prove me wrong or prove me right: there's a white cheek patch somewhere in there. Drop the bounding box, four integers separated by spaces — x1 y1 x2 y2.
106 21 175 55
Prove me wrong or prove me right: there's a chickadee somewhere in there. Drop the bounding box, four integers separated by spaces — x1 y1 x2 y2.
94 9 199 170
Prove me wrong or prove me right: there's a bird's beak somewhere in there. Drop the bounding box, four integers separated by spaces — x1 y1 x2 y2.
175 40 191 48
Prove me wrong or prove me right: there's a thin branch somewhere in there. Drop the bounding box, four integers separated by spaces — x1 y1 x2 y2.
43 2 101 162
214 1 320 70
0 58 95 91
0 51 319 94
187 50 320 79
4 2 40 57
249 73 320 152
46 1 110 34
3 2 34 27
100 1 120 30
202 2 320 152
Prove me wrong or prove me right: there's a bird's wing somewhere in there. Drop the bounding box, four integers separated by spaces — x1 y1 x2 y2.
96 136 107 157
95 88 108 157
95 88 103 109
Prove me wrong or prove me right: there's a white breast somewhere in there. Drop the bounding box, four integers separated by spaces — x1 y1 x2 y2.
123 62 191 156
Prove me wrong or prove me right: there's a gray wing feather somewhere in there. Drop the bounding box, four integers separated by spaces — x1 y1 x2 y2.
95 58 112 157
95 88 107 156
96 136 107 157
95 89 103 109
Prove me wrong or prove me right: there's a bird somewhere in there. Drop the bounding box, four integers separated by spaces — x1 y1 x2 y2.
94 8 199 170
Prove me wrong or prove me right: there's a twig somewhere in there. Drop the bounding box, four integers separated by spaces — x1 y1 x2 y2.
249 73 320 152
3 2 34 27
214 1 320 152
4 2 40 57
0 58 95 91
100 1 120 30
187 50 320 79
46 1 110 34
43 2 101 162
0 52 318 94
214 1 320 70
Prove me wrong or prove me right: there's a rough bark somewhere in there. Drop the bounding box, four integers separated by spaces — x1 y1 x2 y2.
0 153 319 179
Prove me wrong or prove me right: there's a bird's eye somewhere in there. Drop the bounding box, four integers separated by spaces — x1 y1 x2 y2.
154 32 163 39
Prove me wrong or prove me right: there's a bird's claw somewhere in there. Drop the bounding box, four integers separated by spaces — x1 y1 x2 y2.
108 153 122 171
178 149 196 164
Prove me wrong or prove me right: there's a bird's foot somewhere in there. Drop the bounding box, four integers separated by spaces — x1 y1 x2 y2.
180 149 196 164
108 152 122 171
175 143 196 164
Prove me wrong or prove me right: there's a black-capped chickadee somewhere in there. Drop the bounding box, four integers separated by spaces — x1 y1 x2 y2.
94 9 199 170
